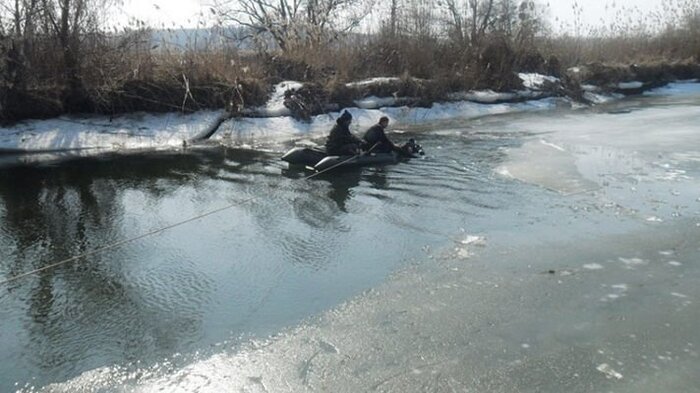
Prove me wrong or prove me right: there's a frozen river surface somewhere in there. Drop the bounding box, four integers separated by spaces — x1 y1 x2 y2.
1 83 699 392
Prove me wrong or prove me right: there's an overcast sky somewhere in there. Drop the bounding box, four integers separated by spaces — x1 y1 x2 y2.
546 0 669 32
119 0 669 31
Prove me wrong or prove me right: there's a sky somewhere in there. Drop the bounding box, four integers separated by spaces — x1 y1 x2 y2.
119 0 214 28
118 0 669 31
545 0 670 32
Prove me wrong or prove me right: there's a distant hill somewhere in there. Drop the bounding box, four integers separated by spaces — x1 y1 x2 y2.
149 27 263 51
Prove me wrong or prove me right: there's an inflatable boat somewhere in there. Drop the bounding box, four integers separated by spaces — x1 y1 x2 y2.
281 140 424 172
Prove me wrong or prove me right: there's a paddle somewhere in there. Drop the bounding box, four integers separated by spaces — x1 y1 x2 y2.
304 142 381 179
361 141 382 156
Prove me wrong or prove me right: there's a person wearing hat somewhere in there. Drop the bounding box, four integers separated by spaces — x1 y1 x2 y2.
325 110 363 156
363 116 398 154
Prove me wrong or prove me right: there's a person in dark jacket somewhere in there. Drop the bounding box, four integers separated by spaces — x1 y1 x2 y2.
363 116 397 153
325 110 363 156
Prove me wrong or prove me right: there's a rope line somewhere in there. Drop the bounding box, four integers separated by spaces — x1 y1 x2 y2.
0 198 256 286
1 143 382 285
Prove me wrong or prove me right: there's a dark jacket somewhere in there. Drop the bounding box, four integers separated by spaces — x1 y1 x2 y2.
363 124 394 152
325 123 362 154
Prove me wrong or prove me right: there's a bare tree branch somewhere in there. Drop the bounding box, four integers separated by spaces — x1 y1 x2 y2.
212 0 369 53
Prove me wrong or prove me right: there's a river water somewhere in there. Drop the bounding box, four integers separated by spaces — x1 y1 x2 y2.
1 84 699 392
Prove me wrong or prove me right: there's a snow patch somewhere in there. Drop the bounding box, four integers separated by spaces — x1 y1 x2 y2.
256 81 303 117
346 77 401 88
518 73 559 90
354 96 398 109
0 111 224 153
617 81 644 89
447 90 517 103
584 92 622 104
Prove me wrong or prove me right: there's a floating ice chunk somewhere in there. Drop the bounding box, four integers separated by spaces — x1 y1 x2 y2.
456 248 472 259
521 343 531 349
668 261 683 267
497 139 598 195
495 166 513 178
619 257 646 267
540 139 566 152
460 235 486 246
646 216 664 223
671 292 689 298
611 284 628 291
453 235 486 259
655 168 689 181
659 250 675 256
583 263 604 270
596 363 624 379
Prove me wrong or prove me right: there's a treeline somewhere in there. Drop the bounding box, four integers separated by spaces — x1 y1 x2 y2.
1 0 699 122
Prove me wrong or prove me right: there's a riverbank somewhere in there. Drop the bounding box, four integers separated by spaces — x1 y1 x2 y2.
1 62 698 166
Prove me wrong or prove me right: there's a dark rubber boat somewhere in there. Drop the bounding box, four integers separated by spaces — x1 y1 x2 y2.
281 139 424 172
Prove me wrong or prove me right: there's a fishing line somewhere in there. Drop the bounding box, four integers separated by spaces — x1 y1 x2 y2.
0 197 257 286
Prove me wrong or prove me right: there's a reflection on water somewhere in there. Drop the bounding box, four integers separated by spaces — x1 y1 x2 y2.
1 131 520 390
0 150 277 389
323 171 363 212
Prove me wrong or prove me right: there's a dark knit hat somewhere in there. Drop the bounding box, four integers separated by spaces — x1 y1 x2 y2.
337 110 352 124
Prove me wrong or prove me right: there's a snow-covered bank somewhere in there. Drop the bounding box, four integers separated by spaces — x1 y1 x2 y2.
0 110 224 154
1 77 698 161
209 96 561 147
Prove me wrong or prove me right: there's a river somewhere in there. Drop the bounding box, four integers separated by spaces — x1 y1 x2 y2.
1 83 699 392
